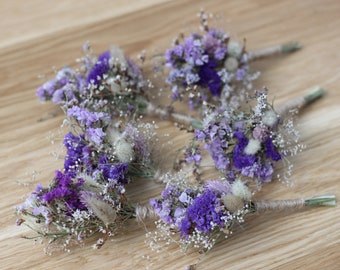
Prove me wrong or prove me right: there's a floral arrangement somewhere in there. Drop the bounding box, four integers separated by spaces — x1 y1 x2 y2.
147 172 335 254
180 87 325 189
164 10 301 110
16 118 158 252
15 10 336 270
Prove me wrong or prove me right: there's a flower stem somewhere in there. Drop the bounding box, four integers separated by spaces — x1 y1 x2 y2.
254 195 336 212
145 101 199 128
247 41 302 62
305 195 337 207
277 87 326 117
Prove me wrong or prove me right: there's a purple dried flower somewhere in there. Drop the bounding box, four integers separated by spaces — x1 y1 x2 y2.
180 189 223 236
67 106 110 128
232 132 257 169
198 59 222 96
87 51 110 85
264 138 282 161
98 155 129 184
41 170 86 212
86 127 105 144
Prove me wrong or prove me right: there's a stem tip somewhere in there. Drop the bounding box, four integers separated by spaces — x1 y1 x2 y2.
304 87 327 104
281 41 303 53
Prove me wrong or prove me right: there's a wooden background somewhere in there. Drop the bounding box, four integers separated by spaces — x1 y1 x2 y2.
1 0 339 269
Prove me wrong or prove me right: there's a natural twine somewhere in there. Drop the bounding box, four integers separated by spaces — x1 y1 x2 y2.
135 204 158 222
276 96 305 118
247 45 282 61
254 198 306 213
146 102 194 126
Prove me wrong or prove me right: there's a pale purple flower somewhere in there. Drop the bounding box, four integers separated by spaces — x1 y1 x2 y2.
86 127 105 144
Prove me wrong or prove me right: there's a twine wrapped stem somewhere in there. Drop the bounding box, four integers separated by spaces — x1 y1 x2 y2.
247 41 302 62
276 87 326 118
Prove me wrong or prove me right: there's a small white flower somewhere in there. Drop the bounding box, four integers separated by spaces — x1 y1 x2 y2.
227 41 243 59
224 57 239 72
231 179 252 201
262 110 278 127
244 138 261 155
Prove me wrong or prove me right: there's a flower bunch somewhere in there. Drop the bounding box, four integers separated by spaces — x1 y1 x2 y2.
149 178 252 252
37 44 145 113
16 116 158 251
181 88 326 189
148 173 336 254
164 10 300 110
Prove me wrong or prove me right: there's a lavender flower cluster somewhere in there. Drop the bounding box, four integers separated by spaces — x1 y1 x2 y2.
149 177 253 251
165 12 259 110
17 121 157 251
36 44 149 145
185 90 303 187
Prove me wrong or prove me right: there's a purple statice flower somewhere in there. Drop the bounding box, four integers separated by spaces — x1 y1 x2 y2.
87 51 110 85
97 154 129 184
63 132 94 177
150 185 194 226
86 127 106 145
67 106 110 128
185 146 201 165
264 138 282 161
183 35 206 66
232 132 257 169
36 79 57 101
180 189 224 237
36 67 79 103
41 170 85 212
194 129 206 141
198 59 222 96
32 205 52 225
205 137 230 170
236 67 247 81
204 180 231 194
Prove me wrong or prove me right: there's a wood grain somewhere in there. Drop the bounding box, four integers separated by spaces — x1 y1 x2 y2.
1 0 339 269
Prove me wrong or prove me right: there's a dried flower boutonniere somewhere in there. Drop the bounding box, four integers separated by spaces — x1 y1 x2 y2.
164 10 301 110
179 86 325 189
16 117 158 252
147 172 336 257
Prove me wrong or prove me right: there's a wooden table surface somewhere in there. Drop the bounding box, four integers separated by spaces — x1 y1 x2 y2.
1 1 339 269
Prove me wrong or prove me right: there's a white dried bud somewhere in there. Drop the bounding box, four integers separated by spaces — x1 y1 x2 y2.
79 173 102 193
106 126 122 147
231 179 252 201
227 41 243 59
109 45 127 68
244 139 261 155
222 194 244 213
262 110 278 127
110 81 121 94
81 192 117 226
114 138 134 162
224 57 239 72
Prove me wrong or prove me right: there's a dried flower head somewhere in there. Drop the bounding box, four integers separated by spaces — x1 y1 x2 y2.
183 88 304 189
163 10 260 110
